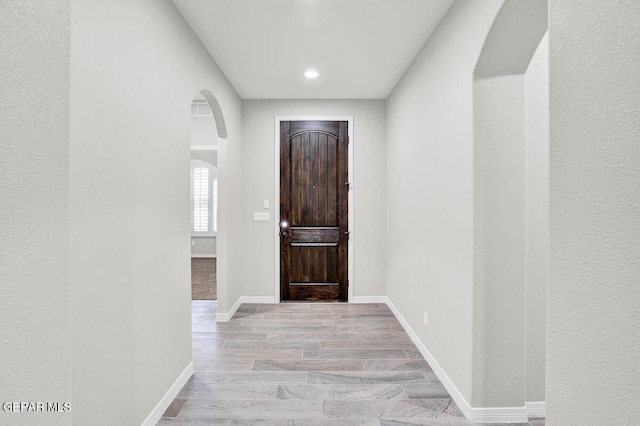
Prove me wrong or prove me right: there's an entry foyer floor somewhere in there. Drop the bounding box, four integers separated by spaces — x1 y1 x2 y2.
157 302 544 425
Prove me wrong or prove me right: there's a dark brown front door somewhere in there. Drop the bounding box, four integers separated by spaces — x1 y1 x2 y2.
280 120 348 301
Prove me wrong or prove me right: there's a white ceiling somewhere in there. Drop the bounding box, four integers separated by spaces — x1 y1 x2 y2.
172 0 454 99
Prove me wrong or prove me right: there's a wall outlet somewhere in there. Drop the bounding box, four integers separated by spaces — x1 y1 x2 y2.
423 311 428 327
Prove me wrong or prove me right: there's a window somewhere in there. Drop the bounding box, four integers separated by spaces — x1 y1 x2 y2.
191 101 213 117
191 160 217 235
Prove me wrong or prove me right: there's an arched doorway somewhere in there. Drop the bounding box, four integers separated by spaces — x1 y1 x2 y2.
189 90 228 311
471 0 548 420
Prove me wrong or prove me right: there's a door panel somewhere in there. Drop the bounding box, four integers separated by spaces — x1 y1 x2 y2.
280 121 348 301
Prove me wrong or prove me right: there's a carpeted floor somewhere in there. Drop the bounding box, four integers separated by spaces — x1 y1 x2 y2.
191 257 216 300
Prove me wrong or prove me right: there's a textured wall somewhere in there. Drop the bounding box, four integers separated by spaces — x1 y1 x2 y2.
548 1 640 424
0 1 72 425
69 0 241 424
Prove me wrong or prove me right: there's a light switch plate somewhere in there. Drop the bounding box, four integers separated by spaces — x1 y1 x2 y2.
263 199 269 209
253 212 270 222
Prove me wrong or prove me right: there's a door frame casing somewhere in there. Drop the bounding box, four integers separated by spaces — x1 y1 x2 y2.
274 116 354 303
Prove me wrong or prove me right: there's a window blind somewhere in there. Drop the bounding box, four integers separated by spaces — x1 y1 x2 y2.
193 167 210 232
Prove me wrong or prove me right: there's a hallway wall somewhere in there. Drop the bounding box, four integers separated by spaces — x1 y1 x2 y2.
471 0 548 412
386 0 505 405
69 0 241 424
524 33 549 404
240 100 387 300
7 1 639 424
387 0 550 415
0 1 71 425
548 1 640 424
473 74 527 407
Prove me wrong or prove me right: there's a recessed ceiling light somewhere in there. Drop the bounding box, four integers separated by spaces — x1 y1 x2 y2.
304 70 319 78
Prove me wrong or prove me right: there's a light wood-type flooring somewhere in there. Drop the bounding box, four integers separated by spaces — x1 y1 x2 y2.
157 302 545 425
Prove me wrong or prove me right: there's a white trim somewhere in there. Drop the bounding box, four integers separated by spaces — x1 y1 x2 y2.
274 115 355 303
190 254 217 258
526 401 546 418
385 297 471 418
469 407 529 423
141 362 194 426
352 296 387 304
215 137 228 323
215 296 277 322
191 100 214 117
384 296 528 424
216 297 242 322
240 296 278 304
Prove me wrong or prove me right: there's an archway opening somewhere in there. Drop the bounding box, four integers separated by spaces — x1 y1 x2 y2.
471 0 548 418
189 91 227 308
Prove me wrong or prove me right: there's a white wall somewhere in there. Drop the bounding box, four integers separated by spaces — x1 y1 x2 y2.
240 100 387 300
386 0 505 405
471 34 549 411
191 237 217 257
387 0 550 413
548 1 640 424
69 0 241 424
473 74 527 407
191 116 219 148
191 151 218 166
524 33 549 404
471 0 548 411
0 1 72 425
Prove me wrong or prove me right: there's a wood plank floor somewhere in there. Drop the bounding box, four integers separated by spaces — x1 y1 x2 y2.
157 302 545 426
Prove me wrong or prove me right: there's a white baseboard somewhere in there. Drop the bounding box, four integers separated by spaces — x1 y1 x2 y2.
142 362 194 426
352 296 387 304
241 296 277 304
216 297 242 322
384 296 528 424
526 401 546 417
216 296 277 322
384 297 472 419
469 407 528 423
191 254 217 258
